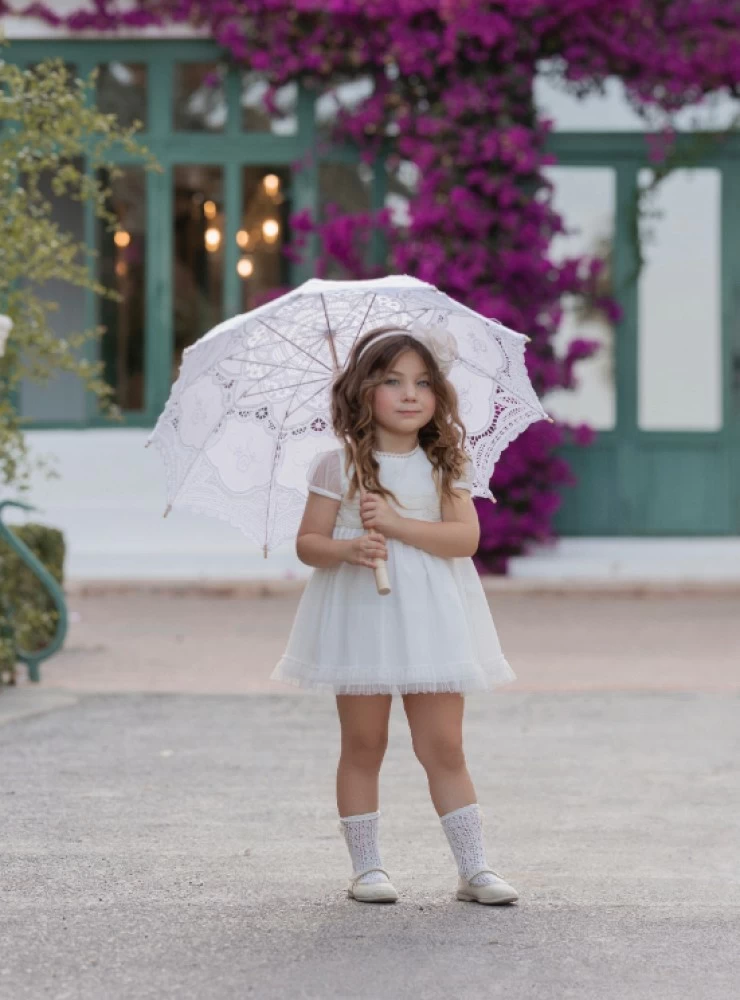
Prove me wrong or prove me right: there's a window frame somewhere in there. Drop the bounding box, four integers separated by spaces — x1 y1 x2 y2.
6 39 387 429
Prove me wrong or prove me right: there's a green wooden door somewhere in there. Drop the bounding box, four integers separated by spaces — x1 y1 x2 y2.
549 134 740 536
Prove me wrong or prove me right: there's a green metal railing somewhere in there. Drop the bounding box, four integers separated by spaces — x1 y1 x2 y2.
0 500 68 683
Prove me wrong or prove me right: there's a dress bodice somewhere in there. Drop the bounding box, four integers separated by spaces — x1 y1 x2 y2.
335 487 443 529
337 446 442 528
306 444 473 530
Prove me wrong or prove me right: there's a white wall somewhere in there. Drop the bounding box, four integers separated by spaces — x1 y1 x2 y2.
2 429 310 581
4 429 739 584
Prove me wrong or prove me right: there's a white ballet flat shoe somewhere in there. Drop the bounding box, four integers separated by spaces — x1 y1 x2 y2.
347 867 399 903
456 868 519 905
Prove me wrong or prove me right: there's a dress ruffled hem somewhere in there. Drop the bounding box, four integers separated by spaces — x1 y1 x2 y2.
269 652 516 696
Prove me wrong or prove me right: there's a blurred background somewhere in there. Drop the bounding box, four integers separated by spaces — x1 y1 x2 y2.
1 1 739 589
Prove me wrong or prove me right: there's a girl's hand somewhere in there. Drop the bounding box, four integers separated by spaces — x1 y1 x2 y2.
360 493 403 538
343 530 388 569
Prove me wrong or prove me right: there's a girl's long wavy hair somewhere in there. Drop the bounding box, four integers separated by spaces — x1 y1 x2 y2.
331 326 469 505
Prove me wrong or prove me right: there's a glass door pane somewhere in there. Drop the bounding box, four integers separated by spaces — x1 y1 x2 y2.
98 166 147 411
241 72 297 134
19 157 87 422
317 161 374 279
637 168 722 431
236 167 291 310
172 166 224 378
96 62 147 128
541 166 617 431
174 63 226 132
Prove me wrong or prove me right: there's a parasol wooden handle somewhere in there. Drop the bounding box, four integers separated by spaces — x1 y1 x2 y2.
373 557 391 596
347 440 392 596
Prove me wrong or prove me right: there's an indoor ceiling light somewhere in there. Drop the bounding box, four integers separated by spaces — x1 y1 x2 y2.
262 218 280 243
205 227 221 251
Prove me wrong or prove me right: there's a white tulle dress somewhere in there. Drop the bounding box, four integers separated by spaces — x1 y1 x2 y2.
269 444 517 696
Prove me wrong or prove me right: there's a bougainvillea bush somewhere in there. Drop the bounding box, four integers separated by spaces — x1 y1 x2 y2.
4 0 739 571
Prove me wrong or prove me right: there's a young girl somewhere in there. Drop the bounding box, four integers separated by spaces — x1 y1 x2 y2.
270 324 518 906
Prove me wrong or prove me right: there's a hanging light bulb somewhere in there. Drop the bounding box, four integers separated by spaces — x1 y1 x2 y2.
237 257 254 278
205 227 221 251
204 199 217 220
114 230 131 248
236 229 250 248
115 260 128 277
263 174 280 197
262 218 280 243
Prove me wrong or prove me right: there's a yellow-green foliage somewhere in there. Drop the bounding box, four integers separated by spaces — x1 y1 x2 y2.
0 52 159 491
0 523 65 685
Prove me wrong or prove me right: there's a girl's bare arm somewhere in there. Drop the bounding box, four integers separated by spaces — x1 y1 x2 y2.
296 492 347 567
296 492 388 569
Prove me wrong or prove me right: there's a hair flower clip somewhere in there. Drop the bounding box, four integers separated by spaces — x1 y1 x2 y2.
410 324 458 376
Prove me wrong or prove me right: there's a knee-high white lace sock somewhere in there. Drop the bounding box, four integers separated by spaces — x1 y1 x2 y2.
338 810 389 884
440 802 498 886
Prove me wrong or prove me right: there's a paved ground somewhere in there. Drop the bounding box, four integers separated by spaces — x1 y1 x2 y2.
13 589 740 694
1 591 739 1000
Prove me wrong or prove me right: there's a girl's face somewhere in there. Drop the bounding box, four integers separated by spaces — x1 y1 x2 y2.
371 349 437 438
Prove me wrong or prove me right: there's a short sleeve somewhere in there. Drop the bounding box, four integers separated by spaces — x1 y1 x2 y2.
452 455 474 492
306 448 344 501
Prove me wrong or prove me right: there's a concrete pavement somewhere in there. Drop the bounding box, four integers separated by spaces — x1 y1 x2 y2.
1 591 739 999
12 589 740 694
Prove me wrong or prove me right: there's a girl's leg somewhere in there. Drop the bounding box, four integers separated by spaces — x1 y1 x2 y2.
402 692 499 888
335 694 394 887
401 692 474 816
335 693 392 816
